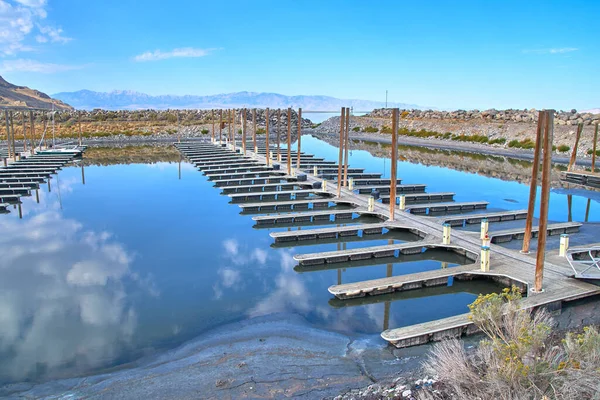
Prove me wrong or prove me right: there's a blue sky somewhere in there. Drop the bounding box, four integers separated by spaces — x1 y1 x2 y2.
0 0 598 110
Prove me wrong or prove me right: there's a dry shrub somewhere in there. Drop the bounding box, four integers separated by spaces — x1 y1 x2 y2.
421 287 600 400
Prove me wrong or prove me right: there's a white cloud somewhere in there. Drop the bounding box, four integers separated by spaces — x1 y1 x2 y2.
0 0 69 55
36 24 71 44
133 47 216 62
523 47 578 55
0 58 83 73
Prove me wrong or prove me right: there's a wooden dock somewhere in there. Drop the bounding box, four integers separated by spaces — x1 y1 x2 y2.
0 150 85 213
174 140 600 350
488 222 583 243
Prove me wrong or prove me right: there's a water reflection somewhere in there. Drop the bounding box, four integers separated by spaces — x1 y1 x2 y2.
0 210 144 383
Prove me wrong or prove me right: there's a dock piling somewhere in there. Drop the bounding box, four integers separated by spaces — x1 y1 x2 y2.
253 109 257 155
567 123 583 172
522 111 545 254
592 123 598 172
277 109 281 162
389 108 399 221
480 218 489 240
399 194 406 210
337 107 345 198
265 108 270 166
343 107 350 187
287 107 292 175
534 110 555 293
242 108 247 155
297 108 302 171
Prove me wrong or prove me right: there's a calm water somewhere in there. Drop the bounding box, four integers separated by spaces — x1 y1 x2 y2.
1 136 598 385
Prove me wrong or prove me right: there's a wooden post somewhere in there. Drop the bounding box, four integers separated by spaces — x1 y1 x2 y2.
522 111 545 254
211 109 215 143
343 107 350 187
253 109 257 154
242 108 247 155
78 111 82 146
389 108 399 221
337 107 345 198
29 111 35 153
231 109 236 150
265 108 270 166
21 112 27 152
567 123 583 171
534 110 555 293
4 110 10 159
10 112 16 160
287 108 292 175
592 123 599 172
296 108 302 171
276 109 281 162
219 109 223 144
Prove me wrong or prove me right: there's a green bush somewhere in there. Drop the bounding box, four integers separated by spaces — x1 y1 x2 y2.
363 126 378 133
201 129 209 135
489 138 506 145
587 149 600 156
166 113 178 124
508 138 535 149
380 126 393 134
352 126 360 132
557 144 570 152
256 128 266 135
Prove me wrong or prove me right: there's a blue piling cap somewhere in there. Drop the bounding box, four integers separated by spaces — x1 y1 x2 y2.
443 223 451 227
481 246 490 251
560 233 569 237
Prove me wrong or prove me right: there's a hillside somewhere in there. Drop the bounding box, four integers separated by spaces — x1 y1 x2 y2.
51 89 427 111
0 76 72 110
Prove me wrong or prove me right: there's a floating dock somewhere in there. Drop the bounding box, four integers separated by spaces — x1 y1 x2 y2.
174 140 600 350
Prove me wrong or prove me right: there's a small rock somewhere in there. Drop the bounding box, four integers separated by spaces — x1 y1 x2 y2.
402 389 412 398
215 379 227 388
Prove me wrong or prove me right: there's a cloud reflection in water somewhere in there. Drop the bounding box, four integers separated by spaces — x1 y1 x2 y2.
0 210 146 383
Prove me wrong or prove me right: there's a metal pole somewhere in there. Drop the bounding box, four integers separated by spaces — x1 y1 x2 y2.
592 123 599 172
567 123 583 171
78 111 82 146
522 111 545 254
389 108 399 221
253 109 257 154
337 107 345 198
265 108 270 166
287 108 292 175
242 108 247 155
296 108 302 171
534 110 554 292
343 107 350 187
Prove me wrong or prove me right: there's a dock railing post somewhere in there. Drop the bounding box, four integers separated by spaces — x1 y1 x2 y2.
480 218 489 240
232 109 236 151
592 123 599 172
348 177 354 190
559 234 570 257
534 109 555 293
389 108 399 221
265 108 270 166
242 108 247 155
343 107 350 187
287 107 292 176
567 123 583 172
337 107 345 198
297 108 302 171
313 165 318 176
5 110 11 159
10 111 16 160
442 223 451 245
399 194 406 210
368 196 374 212
481 246 490 272
522 111 545 254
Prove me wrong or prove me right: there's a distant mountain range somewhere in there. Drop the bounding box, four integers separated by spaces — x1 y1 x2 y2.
0 75 72 110
583 108 600 114
51 89 428 111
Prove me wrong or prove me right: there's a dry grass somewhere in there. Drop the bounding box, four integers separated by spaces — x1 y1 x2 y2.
420 288 600 400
